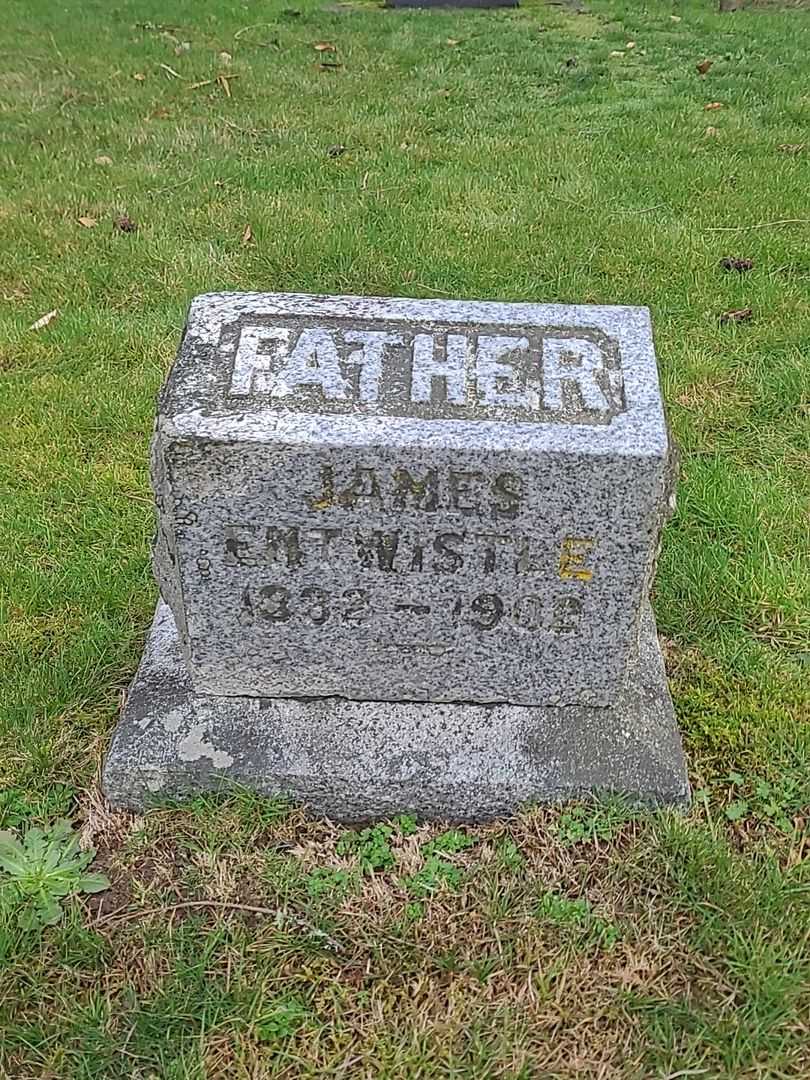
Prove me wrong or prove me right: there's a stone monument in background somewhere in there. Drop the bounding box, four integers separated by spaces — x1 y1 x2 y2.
103 292 689 818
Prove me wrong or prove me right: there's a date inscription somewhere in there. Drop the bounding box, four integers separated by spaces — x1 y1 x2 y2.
241 585 583 636
209 460 600 644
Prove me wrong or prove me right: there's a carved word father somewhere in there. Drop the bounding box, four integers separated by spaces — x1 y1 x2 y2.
227 322 624 420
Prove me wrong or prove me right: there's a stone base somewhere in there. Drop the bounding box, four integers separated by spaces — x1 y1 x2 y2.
103 602 690 820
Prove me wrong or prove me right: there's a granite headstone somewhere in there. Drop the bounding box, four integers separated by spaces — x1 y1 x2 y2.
103 292 689 818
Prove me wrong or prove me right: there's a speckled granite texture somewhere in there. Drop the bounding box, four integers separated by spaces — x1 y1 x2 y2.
152 293 677 708
103 601 689 818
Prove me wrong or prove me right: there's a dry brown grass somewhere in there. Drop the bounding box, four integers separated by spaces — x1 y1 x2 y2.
59 805 752 1076
3 789 808 1077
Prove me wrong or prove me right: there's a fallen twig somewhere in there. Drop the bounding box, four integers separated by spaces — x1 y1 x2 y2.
96 898 276 925
234 22 273 39
94 899 345 950
707 219 809 232
612 204 667 216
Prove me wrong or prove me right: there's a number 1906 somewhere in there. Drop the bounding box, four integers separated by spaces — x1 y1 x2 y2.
452 593 582 634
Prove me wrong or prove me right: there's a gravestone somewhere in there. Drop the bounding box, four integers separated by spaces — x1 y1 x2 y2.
103 292 689 819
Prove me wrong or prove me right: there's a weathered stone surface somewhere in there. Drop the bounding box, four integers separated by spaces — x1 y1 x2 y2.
103 601 690 819
153 293 675 707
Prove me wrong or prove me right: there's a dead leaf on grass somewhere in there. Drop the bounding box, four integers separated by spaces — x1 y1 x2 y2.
705 126 720 137
609 50 624 58
94 154 113 166
133 72 146 81
241 224 253 245
77 215 97 228
696 59 713 75
626 40 636 49
704 101 724 111
719 307 753 324
327 143 347 157
29 309 59 331
114 214 137 233
670 13 681 20
446 38 462 46
174 41 191 56
219 51 232 65
313 41 337 52
720 257 754 272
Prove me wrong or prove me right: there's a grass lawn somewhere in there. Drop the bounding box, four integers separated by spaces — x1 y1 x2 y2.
1 0 809 1075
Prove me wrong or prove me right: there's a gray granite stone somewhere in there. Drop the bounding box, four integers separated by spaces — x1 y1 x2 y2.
103 601 689 819
152 293 676 708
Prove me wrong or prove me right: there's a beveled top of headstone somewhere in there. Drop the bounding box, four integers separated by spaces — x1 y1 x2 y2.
161 292 668 458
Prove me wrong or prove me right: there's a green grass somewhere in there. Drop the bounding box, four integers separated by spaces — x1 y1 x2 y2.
1 0 809 1075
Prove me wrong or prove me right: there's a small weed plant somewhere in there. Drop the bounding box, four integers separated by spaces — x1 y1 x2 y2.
254 998 310 1044
722 771 806 833
536 891 621 950
555 801 632 846
305 867 355 900
336 825 395 872
0 820 109 929
404 854 464 898
395 814 419 837
423 829 476 856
